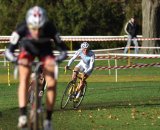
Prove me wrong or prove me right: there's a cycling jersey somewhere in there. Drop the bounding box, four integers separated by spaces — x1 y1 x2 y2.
5 21 67 62
68 49 95 75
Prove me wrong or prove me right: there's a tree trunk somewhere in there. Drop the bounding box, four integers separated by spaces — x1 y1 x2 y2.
142 0 160 53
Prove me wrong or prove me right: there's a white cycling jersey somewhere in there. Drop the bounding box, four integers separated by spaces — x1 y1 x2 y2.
67 49 95 75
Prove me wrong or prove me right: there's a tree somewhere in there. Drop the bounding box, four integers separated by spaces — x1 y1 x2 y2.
142 0 160 53
52 0 125 49
0 0 141 49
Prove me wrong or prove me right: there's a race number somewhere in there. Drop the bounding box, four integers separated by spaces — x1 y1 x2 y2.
10 32 20 45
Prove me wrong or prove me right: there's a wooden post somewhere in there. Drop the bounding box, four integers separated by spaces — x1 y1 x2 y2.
114 55 118 82
4 46 6 66
7 61 10 86
128 46 131 66
108 56 111 75
70 41 73 51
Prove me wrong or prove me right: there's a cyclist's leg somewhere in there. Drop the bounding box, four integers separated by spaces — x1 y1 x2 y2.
73 63 85 82
74 74 88 99
72 67 80 82
78 69 92 91
77 74 89 91
42 55 57 124
18 50 33 127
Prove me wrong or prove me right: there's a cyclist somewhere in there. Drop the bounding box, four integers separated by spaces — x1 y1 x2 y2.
5 6 67 130
65 42 95 99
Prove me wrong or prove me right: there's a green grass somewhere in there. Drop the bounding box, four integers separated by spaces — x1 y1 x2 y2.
1 82 160 130
1 59 160 130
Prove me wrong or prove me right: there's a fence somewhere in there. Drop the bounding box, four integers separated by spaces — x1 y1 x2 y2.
1 35 160 84
0 47 160 85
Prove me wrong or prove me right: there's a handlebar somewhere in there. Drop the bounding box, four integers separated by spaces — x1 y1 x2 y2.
64 67 84 80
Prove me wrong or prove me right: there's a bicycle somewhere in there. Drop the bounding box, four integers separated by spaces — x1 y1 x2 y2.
15 62 45 130
61 69 87 109
28 69 47 105
28 62 45 130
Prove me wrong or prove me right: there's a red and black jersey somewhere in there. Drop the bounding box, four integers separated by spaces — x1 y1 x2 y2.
8 21 66 57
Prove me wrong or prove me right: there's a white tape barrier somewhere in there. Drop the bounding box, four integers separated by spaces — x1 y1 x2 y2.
108 53 160 58
1 45 159 55
1 49 160 60
0 48 124 53
1 35 156 43
1 52 160 62
0 35 142 39
0 35 160 43
1 52 159 83
0 46 159 55
126 46 160 49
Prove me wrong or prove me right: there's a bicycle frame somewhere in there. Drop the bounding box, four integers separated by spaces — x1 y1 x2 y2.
61 68 87 109
34 62 43 130
65 68 85 80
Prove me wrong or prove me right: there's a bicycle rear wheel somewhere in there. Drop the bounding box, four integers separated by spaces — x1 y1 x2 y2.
73 82 87 109
61 81 75 109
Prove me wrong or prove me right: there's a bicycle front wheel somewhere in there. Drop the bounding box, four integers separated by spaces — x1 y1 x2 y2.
61 81 75 109
73 82 87 109
29 65 44 130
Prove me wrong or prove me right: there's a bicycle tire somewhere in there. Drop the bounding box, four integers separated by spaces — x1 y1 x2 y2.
29 96 44 130
29 64 44 130
61 81 75 109
73 82 87 109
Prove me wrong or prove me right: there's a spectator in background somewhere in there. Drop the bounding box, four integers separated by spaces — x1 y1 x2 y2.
124 17 139 54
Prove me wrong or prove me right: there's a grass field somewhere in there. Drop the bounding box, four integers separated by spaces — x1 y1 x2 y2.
1 58 160 130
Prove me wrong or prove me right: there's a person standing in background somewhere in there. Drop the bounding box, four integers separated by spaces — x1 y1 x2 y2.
124 17 139 54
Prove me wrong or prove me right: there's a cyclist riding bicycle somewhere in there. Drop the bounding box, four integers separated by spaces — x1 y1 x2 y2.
65 42 95 99
5 6 67 130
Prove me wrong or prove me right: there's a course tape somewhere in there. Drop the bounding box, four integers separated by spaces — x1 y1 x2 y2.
1 62 160 70
0 37 160 42
94 62 160 70
0 52 159 60
95 56 160 60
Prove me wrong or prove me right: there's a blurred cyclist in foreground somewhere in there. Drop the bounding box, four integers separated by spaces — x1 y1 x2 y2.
5 6 67 130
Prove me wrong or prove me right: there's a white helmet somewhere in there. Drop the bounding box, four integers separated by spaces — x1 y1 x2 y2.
26 6 48 28
81 42 89 49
